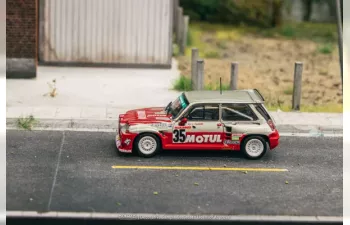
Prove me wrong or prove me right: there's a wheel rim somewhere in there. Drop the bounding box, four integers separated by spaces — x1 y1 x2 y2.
138 136 157 155
245 139 264 157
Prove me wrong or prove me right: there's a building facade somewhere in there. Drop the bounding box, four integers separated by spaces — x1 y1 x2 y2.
6 0 174 79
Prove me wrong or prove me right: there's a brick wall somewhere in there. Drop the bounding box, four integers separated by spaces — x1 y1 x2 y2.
6 0 37 78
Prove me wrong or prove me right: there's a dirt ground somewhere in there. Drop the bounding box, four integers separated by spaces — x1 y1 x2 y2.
176 33 342 111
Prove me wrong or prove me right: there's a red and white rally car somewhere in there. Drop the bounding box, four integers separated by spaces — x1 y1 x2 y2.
116 89 279 159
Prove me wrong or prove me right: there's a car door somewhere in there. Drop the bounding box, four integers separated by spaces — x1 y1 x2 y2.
172 103 224 149
220 103 261 149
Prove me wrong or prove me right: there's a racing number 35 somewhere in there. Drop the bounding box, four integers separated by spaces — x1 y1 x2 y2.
173 129 186 143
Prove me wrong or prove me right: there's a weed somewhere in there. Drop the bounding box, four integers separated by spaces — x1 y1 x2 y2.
317 43 333 54
173 75 192 91
44 79 57 97
16 115 37 130
280 25 296 38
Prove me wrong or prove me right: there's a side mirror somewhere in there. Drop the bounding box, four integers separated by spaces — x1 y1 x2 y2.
179 117 188 126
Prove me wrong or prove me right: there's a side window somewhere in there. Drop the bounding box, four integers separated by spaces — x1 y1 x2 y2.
221 104 258 121
187 104 219 121
254 104 271 121
188 106 204 120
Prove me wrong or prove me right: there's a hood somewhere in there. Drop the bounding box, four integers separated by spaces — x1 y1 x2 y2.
122 107 172 124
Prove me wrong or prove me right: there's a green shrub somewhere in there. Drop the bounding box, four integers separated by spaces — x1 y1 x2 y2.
173 75 192 91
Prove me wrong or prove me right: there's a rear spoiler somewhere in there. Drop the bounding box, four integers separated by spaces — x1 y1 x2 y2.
253 89 265 102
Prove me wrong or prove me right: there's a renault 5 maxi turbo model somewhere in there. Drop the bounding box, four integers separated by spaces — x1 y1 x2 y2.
116 89 279 159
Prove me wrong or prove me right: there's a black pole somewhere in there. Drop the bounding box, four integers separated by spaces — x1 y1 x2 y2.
220 77 222 95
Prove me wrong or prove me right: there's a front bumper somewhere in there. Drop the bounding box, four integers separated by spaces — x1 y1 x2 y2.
115 134 134 153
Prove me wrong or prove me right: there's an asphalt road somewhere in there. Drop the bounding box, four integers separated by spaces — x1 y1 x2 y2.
6 130 342 217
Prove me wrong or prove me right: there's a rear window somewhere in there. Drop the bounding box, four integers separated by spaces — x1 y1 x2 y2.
254 104 271 121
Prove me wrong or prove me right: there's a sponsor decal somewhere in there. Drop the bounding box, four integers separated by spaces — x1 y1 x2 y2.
119 148 132 153
124 138 131 145
231 133 243 141
174 126 191 129
151 123 172 129
224 140 240 145
172 129 222 143
147 114 167 117
155 117 170 121
137 111 146 119
187 122 203 125
231 136 240 141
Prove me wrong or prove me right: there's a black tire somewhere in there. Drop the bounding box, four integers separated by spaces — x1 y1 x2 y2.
241 136 268 160
134 133 161 158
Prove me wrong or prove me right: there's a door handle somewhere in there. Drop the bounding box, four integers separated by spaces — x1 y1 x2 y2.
192 126 196 129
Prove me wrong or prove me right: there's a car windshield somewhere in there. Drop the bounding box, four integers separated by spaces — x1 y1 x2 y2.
166 93 189 118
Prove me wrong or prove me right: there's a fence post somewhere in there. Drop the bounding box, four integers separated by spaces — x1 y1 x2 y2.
196 59 204 90
176 7 183 48
230 62 238 90
292 62 303 111
191 48 199 90
180 15 189 55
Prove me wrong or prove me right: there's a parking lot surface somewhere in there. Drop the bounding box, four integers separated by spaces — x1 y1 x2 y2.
6 130 342 216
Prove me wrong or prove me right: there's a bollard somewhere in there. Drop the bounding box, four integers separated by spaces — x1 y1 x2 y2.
292 62 303 111
180 16 189 55
230 62 238 90
196 59 204 90
191 48 199 90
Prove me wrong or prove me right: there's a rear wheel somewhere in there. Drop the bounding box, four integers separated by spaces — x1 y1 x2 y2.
135 133 161 158
241 136 267 159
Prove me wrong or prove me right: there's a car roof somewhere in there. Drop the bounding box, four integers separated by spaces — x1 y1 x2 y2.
183 89 265 104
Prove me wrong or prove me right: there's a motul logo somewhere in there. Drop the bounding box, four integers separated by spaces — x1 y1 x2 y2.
185 134 222 143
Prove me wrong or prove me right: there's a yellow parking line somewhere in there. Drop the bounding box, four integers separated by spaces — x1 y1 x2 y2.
111 165 288 172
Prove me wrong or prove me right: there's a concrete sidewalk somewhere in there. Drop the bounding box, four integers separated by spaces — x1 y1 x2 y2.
6 105 343 134
6 61 343 134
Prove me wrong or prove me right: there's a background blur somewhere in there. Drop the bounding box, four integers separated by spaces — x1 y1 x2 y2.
5 0 343 112
174 0 343 112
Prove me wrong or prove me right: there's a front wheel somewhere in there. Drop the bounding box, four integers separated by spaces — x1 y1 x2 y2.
241 136 268 159
134 133 161 158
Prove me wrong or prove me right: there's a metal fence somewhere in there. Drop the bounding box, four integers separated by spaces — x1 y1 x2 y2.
38 0 173 68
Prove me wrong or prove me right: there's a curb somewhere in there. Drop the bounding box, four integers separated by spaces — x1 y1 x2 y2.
6 211 343 224
6 118 343 135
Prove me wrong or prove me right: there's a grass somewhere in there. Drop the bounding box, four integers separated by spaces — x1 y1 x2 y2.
205 82 230 91
204 50 220 58
266 103 342 113
16 115 37 130
182 21 337 57
258 22 337 43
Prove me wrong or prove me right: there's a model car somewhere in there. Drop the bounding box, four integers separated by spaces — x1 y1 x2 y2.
116 89 279 159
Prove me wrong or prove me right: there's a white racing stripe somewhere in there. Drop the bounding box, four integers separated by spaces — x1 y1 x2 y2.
6 126 343 137
6 210 343 223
